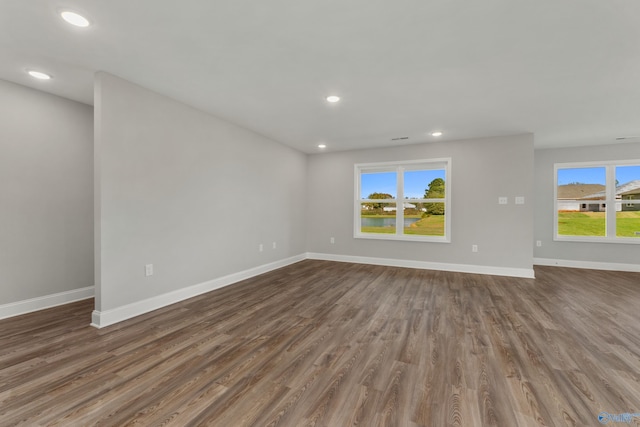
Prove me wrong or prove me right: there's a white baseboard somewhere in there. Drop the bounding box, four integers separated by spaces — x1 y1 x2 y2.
0 286 94 321
91 254 306 328
306 252 536 279
534 257 640 273
5 252 537 327
4 255 634 329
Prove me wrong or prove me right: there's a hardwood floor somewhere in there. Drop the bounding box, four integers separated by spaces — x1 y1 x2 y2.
1 260 639 426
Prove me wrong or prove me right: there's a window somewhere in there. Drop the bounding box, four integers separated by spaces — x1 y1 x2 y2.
555 160 640 242
355 158 451 242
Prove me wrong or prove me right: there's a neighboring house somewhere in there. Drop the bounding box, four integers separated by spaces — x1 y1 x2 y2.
557 184 605 211
620 180 640 211
581 180 640 212
558 181 640 212
383 202 417 212
578 201 607 212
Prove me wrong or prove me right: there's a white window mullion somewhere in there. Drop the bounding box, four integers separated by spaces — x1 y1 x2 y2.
354 167 361 236
445 161 451 240
397 166 404 235
606 165 616 239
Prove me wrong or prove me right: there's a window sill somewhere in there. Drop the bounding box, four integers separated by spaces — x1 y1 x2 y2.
355 233 450 243
554 236 640 245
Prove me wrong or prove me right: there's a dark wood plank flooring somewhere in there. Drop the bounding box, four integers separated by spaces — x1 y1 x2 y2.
1 260 639 426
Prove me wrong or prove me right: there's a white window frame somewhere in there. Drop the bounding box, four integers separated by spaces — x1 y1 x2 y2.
554 159 640 244
354 158 451 242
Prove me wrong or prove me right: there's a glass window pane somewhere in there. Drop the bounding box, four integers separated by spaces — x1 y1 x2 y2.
557 167 606 203
360 203 396 234
616 210 640 238
615 165 640 187
361 172 396 199
557 210 606 237
404 169 445 200
616 165 640 210
403 204 445 236
557 167 606 236
615 166 640 237
355 160 450 241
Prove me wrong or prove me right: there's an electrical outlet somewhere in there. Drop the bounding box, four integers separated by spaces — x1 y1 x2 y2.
515 196 525 205
472 245 478 252
272 242 276 249
145 264 153 276
330 237 335 244
536 240 542 247
259 244 263 252
498 197 508 205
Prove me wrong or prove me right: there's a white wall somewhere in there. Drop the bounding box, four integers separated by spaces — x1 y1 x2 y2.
0 79 93 306
534 142 640 268
306 134 535 276
94 72 307 322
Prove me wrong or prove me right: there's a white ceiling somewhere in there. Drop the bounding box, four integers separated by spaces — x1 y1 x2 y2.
2 0 640 153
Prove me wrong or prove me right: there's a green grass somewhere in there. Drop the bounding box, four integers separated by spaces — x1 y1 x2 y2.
361 226 396 234
404 216 445 236
616 212 640 237
558 211 640 237
557 212 606 236
361 214 445 236
361 211 640 238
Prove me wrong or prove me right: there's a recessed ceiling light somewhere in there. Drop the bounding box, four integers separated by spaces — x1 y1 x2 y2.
60 10 90 27
27 70 52 80
326 95 340 103
318 144 327 149
431 131 443 137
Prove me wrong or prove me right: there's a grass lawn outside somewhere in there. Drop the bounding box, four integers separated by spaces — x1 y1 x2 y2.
558 211 640 237
360 226 396 234
616 211 640 237
404 215 445 236
557 212 605 236
360 214 445 236
361 211 640 238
